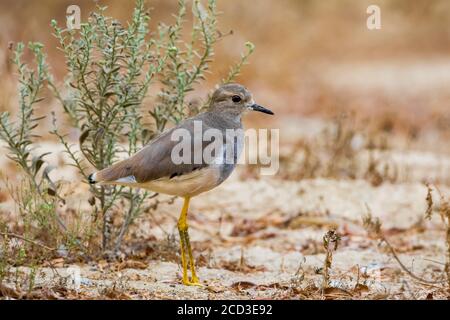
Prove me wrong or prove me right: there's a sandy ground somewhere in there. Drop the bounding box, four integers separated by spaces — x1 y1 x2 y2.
3 174 450 299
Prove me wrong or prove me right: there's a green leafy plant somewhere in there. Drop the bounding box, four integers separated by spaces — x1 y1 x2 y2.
0 43 50 192
49 0 160 252
0 43 66 291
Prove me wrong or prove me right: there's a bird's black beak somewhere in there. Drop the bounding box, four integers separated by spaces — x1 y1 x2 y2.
250 103 274 115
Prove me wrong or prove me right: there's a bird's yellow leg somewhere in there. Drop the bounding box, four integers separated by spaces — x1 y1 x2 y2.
184 228 200 284
177 197 189 284
177 197 202 286
177 229 189 284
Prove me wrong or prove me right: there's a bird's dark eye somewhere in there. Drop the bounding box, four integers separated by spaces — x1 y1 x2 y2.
232 95 242 103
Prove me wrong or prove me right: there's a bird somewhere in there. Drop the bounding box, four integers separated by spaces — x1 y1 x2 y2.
88 83 274 286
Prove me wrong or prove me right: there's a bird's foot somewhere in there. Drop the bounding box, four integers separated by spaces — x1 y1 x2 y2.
182 276 203 287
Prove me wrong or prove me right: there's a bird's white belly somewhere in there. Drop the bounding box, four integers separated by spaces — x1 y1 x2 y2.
139 166 222 197
104 139 240 197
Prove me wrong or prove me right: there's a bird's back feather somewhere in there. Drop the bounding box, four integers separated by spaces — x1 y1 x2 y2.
90 111 242 186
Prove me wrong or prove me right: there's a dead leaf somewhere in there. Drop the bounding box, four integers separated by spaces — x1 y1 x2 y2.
26 287 62 300
97 259 109 271
43 258 65 268
103 288 132 300
230 214 287 237
117 260 147 270
0 191 8 203
287 216 339 229
0 283 22 299
205 285 226 293
220 260 266 273
231 281 257 290
323 287 353 299
354 283 369 293
230 219 268 237
255 283 285 291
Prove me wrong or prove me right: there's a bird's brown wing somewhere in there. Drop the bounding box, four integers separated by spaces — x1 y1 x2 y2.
94 116 219 184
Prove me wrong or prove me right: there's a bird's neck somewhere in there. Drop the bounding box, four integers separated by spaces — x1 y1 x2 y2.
210 106 243 123
218 111 243 127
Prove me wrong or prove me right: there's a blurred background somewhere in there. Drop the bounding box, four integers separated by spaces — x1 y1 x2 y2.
0 0 450 152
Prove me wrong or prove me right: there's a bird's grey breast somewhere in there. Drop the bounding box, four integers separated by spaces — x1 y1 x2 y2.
218 133 243 183
207 113 244 183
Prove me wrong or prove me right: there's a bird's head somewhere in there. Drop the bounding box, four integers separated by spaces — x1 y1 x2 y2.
209 83 274 116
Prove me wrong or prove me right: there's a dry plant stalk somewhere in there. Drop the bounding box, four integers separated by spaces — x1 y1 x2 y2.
279 112 397 185
321 229 341 295
425 183 434 220
363 203 447 287
425 184 450 293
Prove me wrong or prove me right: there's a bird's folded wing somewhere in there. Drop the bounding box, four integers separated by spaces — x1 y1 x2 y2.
94 117 220 184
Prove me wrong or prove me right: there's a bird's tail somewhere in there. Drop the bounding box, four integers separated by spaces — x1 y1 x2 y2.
88 159 134 185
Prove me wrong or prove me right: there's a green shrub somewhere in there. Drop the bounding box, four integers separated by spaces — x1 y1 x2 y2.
0 43 63 280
